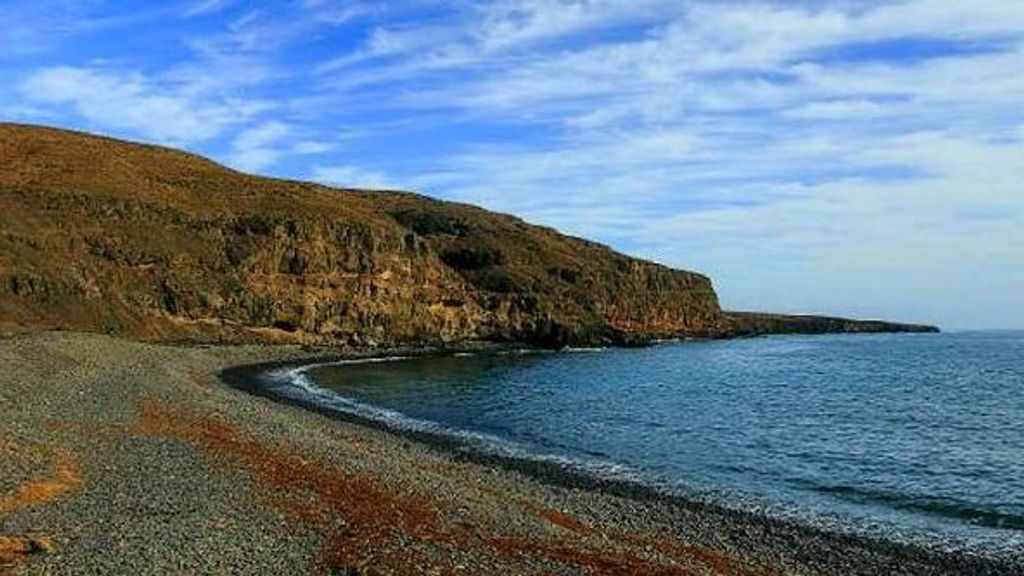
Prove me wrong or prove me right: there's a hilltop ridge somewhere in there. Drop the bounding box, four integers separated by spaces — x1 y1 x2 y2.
0 123 936 347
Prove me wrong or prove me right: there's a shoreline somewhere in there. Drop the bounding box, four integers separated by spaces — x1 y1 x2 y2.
1 331 1017 575
220 352 1022 576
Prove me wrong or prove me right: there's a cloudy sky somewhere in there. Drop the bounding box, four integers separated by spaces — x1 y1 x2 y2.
3 1 1023 329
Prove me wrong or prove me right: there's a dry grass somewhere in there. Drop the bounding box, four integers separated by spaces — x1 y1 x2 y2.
0 122 723 349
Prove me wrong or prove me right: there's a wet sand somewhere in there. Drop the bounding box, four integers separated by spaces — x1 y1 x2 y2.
1 332 1018 575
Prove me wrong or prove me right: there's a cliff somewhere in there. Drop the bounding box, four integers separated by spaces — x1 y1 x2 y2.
0 123 724 347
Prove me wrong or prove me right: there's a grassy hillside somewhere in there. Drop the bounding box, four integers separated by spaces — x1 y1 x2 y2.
0 123 724 347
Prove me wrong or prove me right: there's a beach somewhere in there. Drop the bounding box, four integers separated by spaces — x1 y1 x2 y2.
1 331 1018 575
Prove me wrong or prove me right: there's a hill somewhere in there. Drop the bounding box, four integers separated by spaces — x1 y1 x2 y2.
0 123 935 347
0 123 728 347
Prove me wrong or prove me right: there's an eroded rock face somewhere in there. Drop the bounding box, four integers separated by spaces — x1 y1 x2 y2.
0 123 725 347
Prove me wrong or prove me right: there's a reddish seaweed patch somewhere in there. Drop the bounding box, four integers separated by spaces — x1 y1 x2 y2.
0 440 80 572
136 402 761 575
524 502 589 533
137 403 463 574
0 535 53 569
0 443 81 516
486 487 768 576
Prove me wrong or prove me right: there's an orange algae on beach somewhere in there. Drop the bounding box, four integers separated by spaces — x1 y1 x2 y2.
0 439 81 570
136 401 764 575
508 497 771 576
0 441 81 515
136 402 460 574
0 535 53 571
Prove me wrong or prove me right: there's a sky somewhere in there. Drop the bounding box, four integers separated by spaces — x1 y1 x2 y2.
2 1 1023 329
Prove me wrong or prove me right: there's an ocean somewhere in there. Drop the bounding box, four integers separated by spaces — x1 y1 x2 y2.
277 331 1023 555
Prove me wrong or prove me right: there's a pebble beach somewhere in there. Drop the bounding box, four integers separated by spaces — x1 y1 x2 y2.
1 331 1019 575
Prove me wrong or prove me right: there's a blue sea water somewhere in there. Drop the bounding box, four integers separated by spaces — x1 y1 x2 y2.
290 331 1024 553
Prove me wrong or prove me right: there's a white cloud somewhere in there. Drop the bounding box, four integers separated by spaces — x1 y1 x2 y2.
185 0 233 17
233 120 290 150
224 121 290 172
20 66 262 143
785 99 900 120
627 135 1024 327
224 149 280 173
226 122 335 172
312 165 394 189
292 141 332 154
320 1 1024 126
0 3 169 58
474 0 678 51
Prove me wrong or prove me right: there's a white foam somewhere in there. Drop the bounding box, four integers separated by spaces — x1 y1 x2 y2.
262 356 643 484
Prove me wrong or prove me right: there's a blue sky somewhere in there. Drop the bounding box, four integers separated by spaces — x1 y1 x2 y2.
3 1 1023 329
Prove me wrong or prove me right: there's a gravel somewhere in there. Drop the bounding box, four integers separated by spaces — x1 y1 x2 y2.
1 332 1019 575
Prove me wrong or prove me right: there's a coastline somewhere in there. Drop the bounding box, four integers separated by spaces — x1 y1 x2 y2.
1 332 1017 575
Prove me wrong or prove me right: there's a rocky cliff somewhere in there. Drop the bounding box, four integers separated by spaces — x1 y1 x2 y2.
0 123 725 347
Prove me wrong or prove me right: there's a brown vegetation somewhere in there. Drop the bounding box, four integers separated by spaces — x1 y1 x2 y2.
0 122 724 348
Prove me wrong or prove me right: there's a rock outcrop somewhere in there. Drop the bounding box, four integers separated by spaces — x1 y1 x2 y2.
724 312 939 336
0 123 725 347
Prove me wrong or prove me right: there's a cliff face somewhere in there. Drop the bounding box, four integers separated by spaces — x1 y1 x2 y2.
0 123 724 347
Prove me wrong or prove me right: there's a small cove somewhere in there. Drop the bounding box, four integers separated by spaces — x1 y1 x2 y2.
264 332 1024 557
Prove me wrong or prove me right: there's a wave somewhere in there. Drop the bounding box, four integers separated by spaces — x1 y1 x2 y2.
816 484 1024 531
261 357 643 484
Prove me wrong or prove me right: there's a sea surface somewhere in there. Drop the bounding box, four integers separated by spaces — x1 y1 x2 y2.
280 331 1024 554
